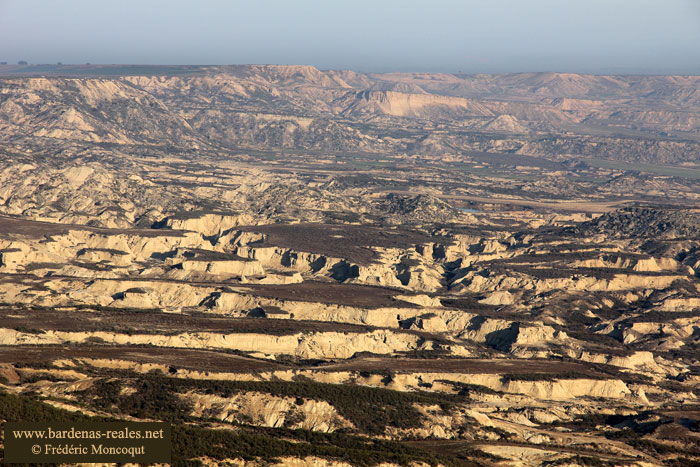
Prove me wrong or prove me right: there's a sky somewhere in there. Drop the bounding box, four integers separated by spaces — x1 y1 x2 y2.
1 0 700 74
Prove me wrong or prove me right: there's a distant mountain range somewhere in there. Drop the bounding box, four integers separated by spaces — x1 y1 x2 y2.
2 64 700 164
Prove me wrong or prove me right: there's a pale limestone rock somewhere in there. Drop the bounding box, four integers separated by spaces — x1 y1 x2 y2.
478 290 515 305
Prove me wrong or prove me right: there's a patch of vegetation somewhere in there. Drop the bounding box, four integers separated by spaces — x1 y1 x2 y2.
83 336 108 344
546 413 609 430
80 373 464 435
12 361 57 370
664 458 700 467
19 372 65 384
182 248 252 262
439 297 499 313
623 438 697 456
196 378 461 434
0 390 463 466
76 378 192 422
542 455 618 467
435 380 502 396
77 247 129 256
0 390 101 424
172 424 463 467
395 348 452 359
323 210 363 223
479 426 514 440
12 326 45 335
22 262 62 272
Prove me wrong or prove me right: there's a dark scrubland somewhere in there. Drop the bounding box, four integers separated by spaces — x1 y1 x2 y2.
236 223 437 265
0 308 377 335
0 389 463 467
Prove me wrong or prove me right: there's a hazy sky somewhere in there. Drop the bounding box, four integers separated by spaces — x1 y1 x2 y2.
1 0 700 74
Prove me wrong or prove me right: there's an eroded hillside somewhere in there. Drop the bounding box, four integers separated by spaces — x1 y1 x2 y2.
0 65 699 467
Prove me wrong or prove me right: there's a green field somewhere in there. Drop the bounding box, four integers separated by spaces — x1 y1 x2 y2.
585 158 700 179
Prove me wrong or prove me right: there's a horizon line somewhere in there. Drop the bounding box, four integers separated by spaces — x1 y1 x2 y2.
2 62 700 77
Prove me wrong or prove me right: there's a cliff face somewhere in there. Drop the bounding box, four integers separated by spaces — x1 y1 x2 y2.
338 90 494 118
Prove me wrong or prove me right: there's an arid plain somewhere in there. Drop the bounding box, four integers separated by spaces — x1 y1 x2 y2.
0 64 699 466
